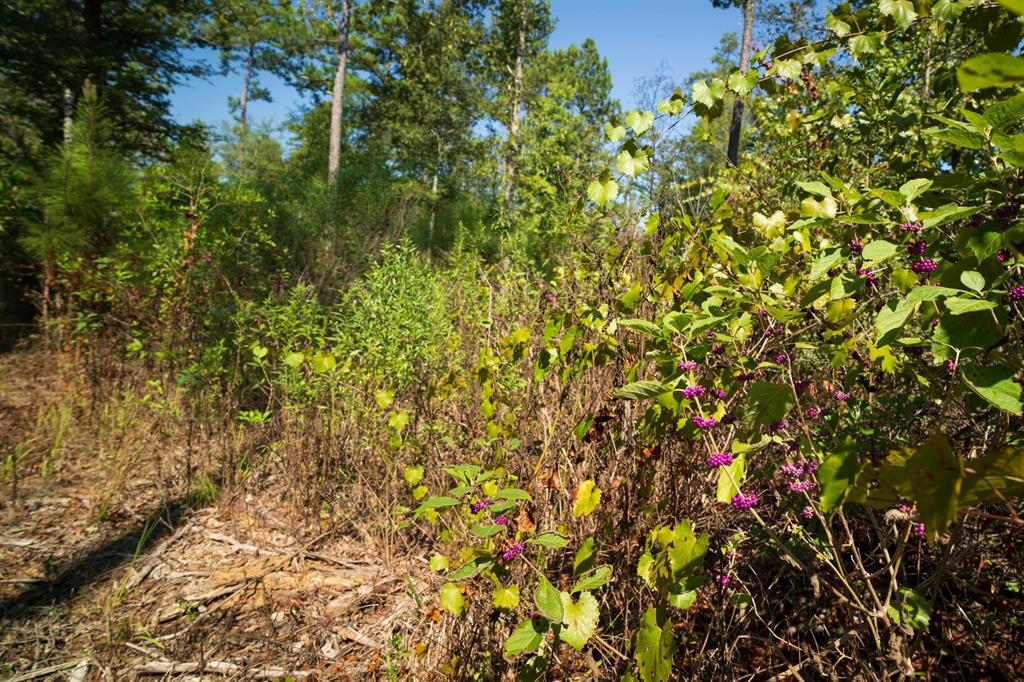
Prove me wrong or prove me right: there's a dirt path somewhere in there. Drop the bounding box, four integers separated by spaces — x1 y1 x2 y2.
0 351 426 680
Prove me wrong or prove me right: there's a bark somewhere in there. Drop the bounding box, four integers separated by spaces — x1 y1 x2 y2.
327 0 351 190
502 7 526 212
63 88 74 144
239 45 254 166
726 0 756 167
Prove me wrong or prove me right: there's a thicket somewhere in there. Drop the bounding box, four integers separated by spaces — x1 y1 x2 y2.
2 0 1024 679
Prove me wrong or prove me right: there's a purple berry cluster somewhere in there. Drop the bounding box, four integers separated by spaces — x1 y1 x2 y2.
801 505 815 519
707 452 734 468
912 523 926 538
501 540 526 562
693 415 717 430
907 240 927 255
857 268 877 284
848 238 863 254
900 221 923 234
1010 284 1024 301
678 359 698 371
714 388 728 399
471 498 492 513
781 458 819 494
731 491 759 510
681 385 705 399
806 406 820 418
495 515 508 525
833 390 850 402
998 249 1011 262
911 258 937 274
768 419 788 433
715 573 732 588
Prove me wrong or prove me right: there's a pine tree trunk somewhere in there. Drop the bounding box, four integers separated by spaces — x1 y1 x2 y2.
327 0 351 190
239 45 253 167
726 0 756 167
503 9 526 212
63 88 74 143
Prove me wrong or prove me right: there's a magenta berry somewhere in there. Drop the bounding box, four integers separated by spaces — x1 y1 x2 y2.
806 406 819 418
471 498 492 513
501 540 526 562
849 238 863 254
1010 284 1024 301
900 221 923 233
681 385 706 399
802 505 814 519
913 523 926 538
731 491 759 510
678 359 698 371
907 240 927 255
833 390 850 402
997 249 1011 262
707 452 734 468
911 258 937 274
715 573 732 588
693 415 717 430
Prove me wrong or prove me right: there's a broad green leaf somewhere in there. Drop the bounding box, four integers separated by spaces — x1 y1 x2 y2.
961 447 1024 504
403 465 424 486
716 453 746 504
930 128 985 149
494 584 520 610
617 319 663 337
470 523 505 538
572 566 612 593
636 607 675 682
958 53 1024 92
775 59 802 80
893 588 931 631
626 110 655 136
960 270 985 292
879 0 917 28
691 78 724 108
862 239 898 262
808 248 842 280
572 479 602 518
826 12 851 37
440 583 464 616
429 553 449 572
931 309 1004 361
449 556 494 581
986 93 1024 128
614 380 668 400
818 439 861 513
899 178 933 202
283 351 304 368
587 177 619 207
727 69 757 96
616 147 650 177
746 382 796 426
906 434 963 542
527 532 569 549
415 496 461 516
875 298 917 344
998 0 1024 15
919 204 981 228
962 364 1023 415
800 196 838 219
849 33 883 59
494 487 532 502
574 537 596 575
559 591 600 650
943 297 996 315
797 180 833 198
605 122 625 142
534 576 564 621
505 617 546 657
907 285 961 303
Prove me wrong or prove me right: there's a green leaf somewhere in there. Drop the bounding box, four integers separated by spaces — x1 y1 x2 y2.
998 0 1024 15
818 439 861 513
505 617 546 657
527 532 569 549
943 297 996 315
961 447 1024 504
470 523 505 538
879 0 917 28
415 496 461 516
899 178 933 202
716 453 746 504
618 319 663 337
283 351 305 368
440 583 464 617
494 584 520 610
930 127 985 149
605 122 626 142
875 298 917 344
534 576 564 622
572 479 602 518
625 110 655 136
636 607 675 682
587 177 619 207
809 248 842 280
574 537 595 575
449 556 494 581
614 380 668 400
746 382 796 426
905 434 963 542
572 566 612 593
962 364 1024 415
849 33 883 59
494 487 532 503
958 53 1024 92
429 553 449 572
559 591 600 650
616 147 650 177
960 270 985 292
826 12 851 37
893 588 931 631
931 309 1004 362
796 180 833 198
727 69 757 96
775 59 802 80
862 239 898 262
403 465 424 486
985 93 1024 128
691 78 724 108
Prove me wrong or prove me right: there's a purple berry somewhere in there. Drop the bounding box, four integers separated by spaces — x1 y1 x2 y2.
681 385 706 399
1009 284 1024 301
678 359 698 371
707 452 734 468
911 258 938 274
731 491 759 510
693 415 717 430
907 240 927 256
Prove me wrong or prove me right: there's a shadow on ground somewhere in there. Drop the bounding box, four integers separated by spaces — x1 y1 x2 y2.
0 500 186 619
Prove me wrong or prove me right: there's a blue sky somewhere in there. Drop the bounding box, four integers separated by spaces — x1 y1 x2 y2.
170 0 742 130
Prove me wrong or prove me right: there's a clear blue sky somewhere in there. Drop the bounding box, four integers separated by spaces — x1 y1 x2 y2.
169 0 742 130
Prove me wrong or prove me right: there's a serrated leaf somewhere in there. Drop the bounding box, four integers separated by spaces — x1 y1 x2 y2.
616 147 650 177
727 70 757 96
587 177 619 207
572 566 612 593
283 351 305 368
494 584 520 610
613 380 668 400
618 319 663 337
716 453 746 503
826 12 851 36
534 576 563 621
880 0 917 28
691 78 724 108
944 297 996 315
572 479 601 518
747 382 796 426
818 438 861 513
775 58 802 80
958 53 1024 92
636 607 675 682
527 532 569 549
626 110 655 136
449 556 494 581
505 617 546 657
559 591 599 650
604 121 625 142
415 496 461 516
862 239 898 262
471 523 505 538
440 583 464 616
962 364 1023 415
960 270 985 292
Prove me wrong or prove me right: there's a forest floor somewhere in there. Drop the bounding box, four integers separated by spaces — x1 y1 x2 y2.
0 349 428 681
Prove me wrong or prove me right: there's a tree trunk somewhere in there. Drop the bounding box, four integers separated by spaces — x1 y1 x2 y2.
63 87 75 143
726 0 756 167
239 45 253 167
327 0 351 190
503 7 526 213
